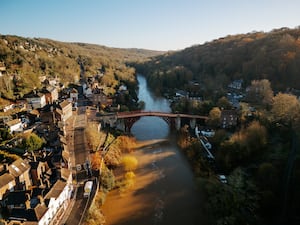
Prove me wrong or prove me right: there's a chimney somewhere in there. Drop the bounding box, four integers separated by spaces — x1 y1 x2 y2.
3 163 9 172
25 197 31 209
37 195 45 205
45 179 50 188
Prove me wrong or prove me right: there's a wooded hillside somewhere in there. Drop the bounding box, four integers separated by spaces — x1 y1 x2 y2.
0 34 163 99
135 27 300 94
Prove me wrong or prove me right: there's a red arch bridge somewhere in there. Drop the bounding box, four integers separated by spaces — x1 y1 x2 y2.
95 111 208 132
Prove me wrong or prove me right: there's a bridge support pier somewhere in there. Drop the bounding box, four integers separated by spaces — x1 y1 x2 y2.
189 118 196 129
116 119 126 131
175 116 181 131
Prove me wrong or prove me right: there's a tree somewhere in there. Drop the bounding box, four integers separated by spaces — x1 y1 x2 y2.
122 155 138 171
24 133 45 152
244 120 267 153
85 122 102 152
217 96 232 110
246 79 274 106
204 168 259 225
100 166 115 192
256 162 279 191
207 107 221 127
271 92 300 126
91 151 102 171
0 128 12 142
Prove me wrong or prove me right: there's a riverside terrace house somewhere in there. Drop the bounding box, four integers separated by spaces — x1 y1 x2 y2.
0 156 73 224
6 169 73 225
0 159 31 200
7 158 32 190
55 100 72 123
220 110 239 128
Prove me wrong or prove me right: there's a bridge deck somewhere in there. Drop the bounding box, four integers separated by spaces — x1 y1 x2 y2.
116 111 208 119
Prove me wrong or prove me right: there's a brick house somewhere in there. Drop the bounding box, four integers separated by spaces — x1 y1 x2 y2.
41 86 59 104
220 110 238 128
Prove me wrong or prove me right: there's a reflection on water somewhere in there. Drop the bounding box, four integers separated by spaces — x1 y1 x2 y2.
131 75 171 141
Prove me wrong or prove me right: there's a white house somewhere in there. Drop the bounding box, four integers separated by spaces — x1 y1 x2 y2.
43 179 73 224
5 119 23 133
25 92 46 109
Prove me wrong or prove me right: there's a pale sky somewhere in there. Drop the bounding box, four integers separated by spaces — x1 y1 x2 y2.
1 0 300 51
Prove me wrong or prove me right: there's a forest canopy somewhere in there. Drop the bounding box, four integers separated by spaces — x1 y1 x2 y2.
135 27 300 94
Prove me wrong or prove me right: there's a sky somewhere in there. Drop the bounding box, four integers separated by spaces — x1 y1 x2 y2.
1 0 300 51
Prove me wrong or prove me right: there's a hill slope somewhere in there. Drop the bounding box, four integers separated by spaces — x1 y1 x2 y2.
136 27 300 94
0 34 163 98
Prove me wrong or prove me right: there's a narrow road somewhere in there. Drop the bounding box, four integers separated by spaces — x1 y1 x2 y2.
62 106 91 225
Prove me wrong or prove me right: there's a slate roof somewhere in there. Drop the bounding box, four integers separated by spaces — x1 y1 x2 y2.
9 204 48 222
0 173 14 188
44 179 66 200
59 100 71 109
5 119 22 127
8 159 30 178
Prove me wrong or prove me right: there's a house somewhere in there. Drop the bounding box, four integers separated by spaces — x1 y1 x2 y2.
92 88 112 106
5 190 27 212
2 103 15 112
0 173 16 200
43 179 73 224
24 91 46 109
220 110 238 128
82 83 92 98
8 158 32 190
56 100 72 122
5 119 23 133
8 204 48 225
29 161 48 187
70 88 78 102
228 79 243 90
41 86 58 104
175 90 189 98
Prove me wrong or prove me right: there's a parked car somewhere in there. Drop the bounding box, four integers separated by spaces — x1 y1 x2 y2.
218 175 227 184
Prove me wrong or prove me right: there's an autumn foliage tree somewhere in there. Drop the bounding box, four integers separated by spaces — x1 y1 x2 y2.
246 79 274 106
217 121 267 171
271 92 300 126
122 155 138 171
207 107 221 127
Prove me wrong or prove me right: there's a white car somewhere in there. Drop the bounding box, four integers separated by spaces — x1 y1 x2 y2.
218 175 227 184
201 129 215 137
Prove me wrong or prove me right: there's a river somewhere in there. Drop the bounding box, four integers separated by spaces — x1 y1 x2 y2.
101 75 206 225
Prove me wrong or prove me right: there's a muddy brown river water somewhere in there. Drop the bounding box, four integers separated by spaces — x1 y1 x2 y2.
101 75 206 225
